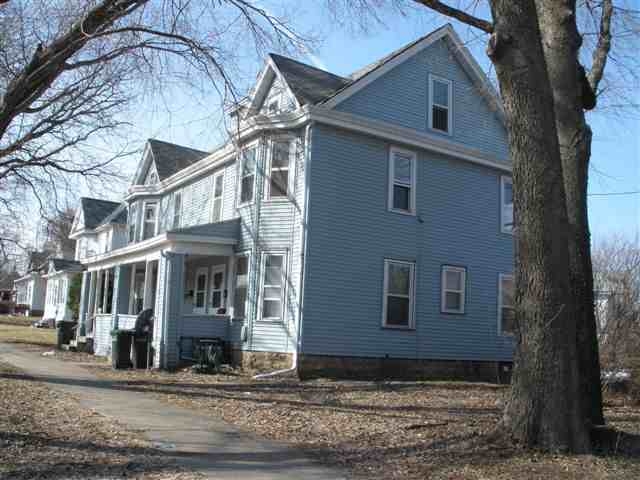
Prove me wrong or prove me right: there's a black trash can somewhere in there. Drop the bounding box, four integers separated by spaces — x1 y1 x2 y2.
111 330 134 369
56 321 76 349
132 334 150 369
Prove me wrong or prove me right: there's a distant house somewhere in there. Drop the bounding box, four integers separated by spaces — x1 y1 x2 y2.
13 251 50 316
42 258 84 323
69 25 514 379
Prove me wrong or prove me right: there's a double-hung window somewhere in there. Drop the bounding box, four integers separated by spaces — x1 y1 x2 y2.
267 141 291 199
128 203 138 243
429 75 452 134
239 147 257 205
441 266 466 314
499 274 515 335
501 176 514 234
382 259 415 328
211 172 224 222
193 267 208 314
142 202 157 240
388 147 416 214
260 253 285 321
172 192 182 230
233 255 249 319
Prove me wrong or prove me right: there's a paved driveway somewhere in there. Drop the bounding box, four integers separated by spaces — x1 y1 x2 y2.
0 343 345 480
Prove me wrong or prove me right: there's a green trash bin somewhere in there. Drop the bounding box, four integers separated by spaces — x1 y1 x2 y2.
111 329 133 369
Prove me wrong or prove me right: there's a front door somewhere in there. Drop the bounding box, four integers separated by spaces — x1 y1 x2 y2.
193 267 208 314
210 265 225 313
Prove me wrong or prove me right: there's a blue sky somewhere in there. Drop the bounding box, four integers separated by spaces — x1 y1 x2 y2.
90 1 638 245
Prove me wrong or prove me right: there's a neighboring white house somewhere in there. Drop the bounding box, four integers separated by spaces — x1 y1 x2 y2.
13 251 49 317
42 258 84 323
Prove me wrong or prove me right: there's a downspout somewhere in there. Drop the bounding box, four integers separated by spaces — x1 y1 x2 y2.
253 122 313 379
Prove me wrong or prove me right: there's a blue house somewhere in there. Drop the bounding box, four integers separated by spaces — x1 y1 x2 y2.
70 25 515 379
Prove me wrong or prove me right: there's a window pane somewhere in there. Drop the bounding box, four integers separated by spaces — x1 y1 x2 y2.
272 142 290 168
502 307 516 335
241 175 254 203
503 181 513 205
214 175 224 197
265 266 282 286
502 277 514 307
387 263 410 295
196 274 206 290
266 255 283 268
212 199 222 222
445 270 462 291
236 256 248 276
213 272 223 289
270 170 289 197
212 291 222 308
242 149 256 175
386 296 409 326
264 286 281 299
433 80 449 106
445 291 462 311
263 299 282 319
234 286 247 316
195 291 205 308
393 155 412 184
432 106 449 132
393 185 410 211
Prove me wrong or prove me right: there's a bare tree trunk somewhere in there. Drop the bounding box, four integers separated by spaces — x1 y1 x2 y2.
487 0 590 452
534 0 604 427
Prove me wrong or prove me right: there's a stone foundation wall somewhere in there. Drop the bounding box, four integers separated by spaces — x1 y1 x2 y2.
298 354 513 383
231 349 293 372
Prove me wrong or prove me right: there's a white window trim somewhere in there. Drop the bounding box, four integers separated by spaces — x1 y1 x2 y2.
209 264 226 312
498 273 515 336
193 266 209 314
210 171 225 222
237 141 260 208
232 252 251 320
388 146 417 216
381 258 416 329
257 251 288 323
264 137 295 201
441 265 466 314
140 201 158 241
501 176 514 235
428 74 453 135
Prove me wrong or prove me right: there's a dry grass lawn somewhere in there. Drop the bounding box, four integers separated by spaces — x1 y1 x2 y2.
84 363 640 479
0 361 200 479
0 321 56 347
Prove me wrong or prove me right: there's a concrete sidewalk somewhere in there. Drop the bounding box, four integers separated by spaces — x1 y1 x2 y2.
0 343 345 480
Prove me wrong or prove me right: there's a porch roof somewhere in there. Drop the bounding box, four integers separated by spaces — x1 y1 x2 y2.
81 219 240 271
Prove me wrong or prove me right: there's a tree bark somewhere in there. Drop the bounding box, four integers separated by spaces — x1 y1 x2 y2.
534 0 604 427
487 0 590 452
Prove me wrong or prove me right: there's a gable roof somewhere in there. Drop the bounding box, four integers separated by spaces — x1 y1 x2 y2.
147 139 209 181
80 198 121 229
268 54 351 106
49 258 83 273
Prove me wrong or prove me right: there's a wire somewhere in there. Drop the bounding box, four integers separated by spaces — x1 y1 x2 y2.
588 190 640 197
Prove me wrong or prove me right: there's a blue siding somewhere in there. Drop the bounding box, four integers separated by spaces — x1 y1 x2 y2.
301 125 514 362
336 38 509 162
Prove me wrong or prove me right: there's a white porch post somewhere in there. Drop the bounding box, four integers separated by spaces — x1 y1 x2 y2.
77 271 91 337
143 260 154 310
226 255 235 317
152 252 184 369
94 270 103 314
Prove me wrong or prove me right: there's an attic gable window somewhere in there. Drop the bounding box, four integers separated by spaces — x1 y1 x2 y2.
429 75 452 134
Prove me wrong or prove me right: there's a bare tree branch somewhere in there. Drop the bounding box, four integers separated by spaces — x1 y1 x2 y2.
412 1 493 33
588 0 613 92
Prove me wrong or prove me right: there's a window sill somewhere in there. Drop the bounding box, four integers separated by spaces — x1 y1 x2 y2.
428 126 453 137
388 208 416 217
256 318 285 324
382 324 415 331
500 229 514 236
263 197 291 204
441 310 466 315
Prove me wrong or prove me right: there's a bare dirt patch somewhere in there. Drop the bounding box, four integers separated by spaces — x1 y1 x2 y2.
85 365 640 479
0 362 201 480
